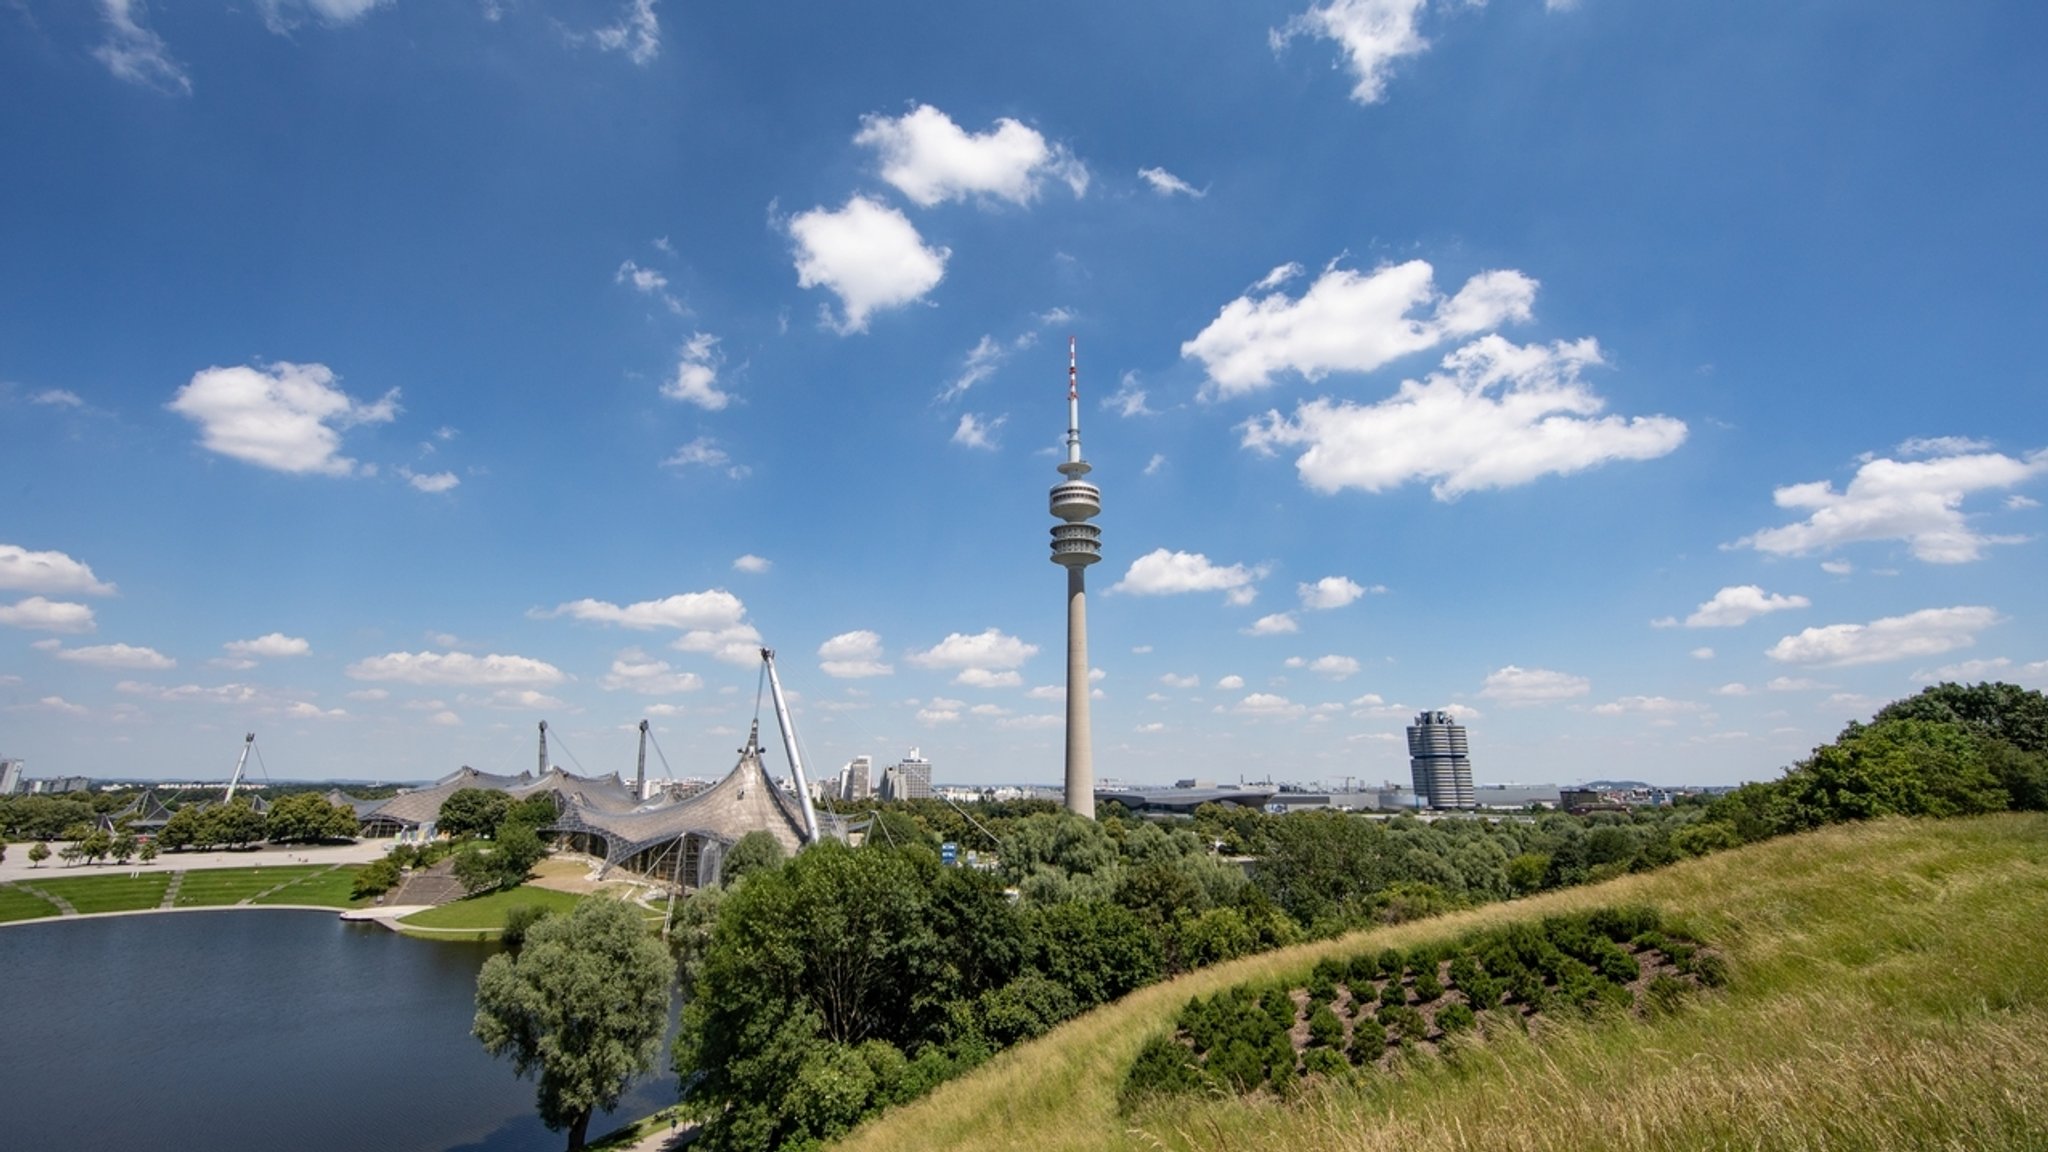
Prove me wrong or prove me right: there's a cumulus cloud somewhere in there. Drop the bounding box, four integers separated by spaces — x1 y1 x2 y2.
346 651 566 686
1138 167 1204 198
1591 696 1702 716
2009 495 2042 511
1103 371 1156 419
94 0 191 94
952 413 1006 450
789 196 950 333
223 633 310 660
1766 606 2000 668
1298 654 1360 679
401 468 460 494
257 0 391 33
1766 677 1828 692
1478 665 1589 705
1233 692 1306 719
662 437 749 479
955 668 1023 689
31 389 87 407
917 697 965 725
601 649 703 695
1298 576 1371 610
285 701 347 720
664 333 731 410
1159 673 1200 689
1913 657 2048 686
593 0 661 65
908 629 1038 670
0 597 96 633
732 554 772 574
1711 683 1750 697
37 640 176 671
1111 548 1265 601
1662 585 1812 629
1691 647 1716 660
818 631 894 679
1184 259 1536 397
671 624 765 666
1272 0 1430 105
543 590 746 631
1242 335 1686 499
1822 560 1855 575
855 104 1087 207
0 545 117 597
1735 446 2045 564
1244 613 1299 636
168 361 398 476
615 259 683 315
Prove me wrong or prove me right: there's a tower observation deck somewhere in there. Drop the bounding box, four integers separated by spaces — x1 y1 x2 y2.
1051 336 1099 819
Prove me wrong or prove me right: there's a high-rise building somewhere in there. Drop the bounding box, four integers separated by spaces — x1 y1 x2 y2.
838 755 873 802
1049 337 1101 820
880 748 932 801
1407 710 1475 809
0 758 22 796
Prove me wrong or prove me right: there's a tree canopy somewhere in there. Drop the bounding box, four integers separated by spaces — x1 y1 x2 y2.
473 897 674 1151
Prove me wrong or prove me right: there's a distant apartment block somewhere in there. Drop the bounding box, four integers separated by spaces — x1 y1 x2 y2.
0 758 22 795
880 748 933 801
1407 710 1475 810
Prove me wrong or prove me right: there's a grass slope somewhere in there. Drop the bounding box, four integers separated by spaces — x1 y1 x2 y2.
396 884 586 934
0 884 60 922
29 872 173 914
250 865 366 907
835 814 2048 1152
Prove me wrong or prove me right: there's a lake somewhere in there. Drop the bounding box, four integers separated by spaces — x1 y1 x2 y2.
0 910 680 1152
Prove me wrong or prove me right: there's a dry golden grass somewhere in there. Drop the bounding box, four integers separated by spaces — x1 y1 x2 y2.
833 814 2048 1152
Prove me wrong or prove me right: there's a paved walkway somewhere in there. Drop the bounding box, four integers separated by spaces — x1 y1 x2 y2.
0 838 390 883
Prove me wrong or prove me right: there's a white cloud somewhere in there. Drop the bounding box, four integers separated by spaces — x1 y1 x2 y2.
1898 435 1993 457
0 597 96 633
1272 0 1430 105
1821 560 1855 575
664 333 731 410
1136 722 1168 734
819 631 894 679
1184 259 1537 397
168 362 398 477
1690 647 1716 661
1244 613 1299 636
955 668 1023 688
944 336 1005 402
1293 654 1360 679
1912 657 2018 683
31 389 87 407
1216 674 1245 691
1242 335 1687 499
917 697 964 725
2009 495 2042 511
94 0 192 94
952 413 1006 450
996 713 1064 731
257 0 390 33
347 688 389 702
616 259 684 314
1679 585 1812 628
543 590 746 631
1159 673 1200 689
1298 576 1368 610
1233 692 1306 719
285 701 348 720
671 625 765 666
346 651 566 686
223 633 310 660
1766 606 2000 668
1111 548 1265 599
601 649 704 695
1591 696 1701 716
1027 684 1065 701
1766 677 1828 692
1253 263 1304 292
662 437 749 478
39 640 176 671
402 468 460 494
789 196 950 333
1734 447 2046 564
429 710 462 727
733 554 772 574
593 0 661 65
117 679 261 704
909 629 1038 670
1106 371 1156 418
0 545 116 597
1712 683 1750 697
1138 166 1204 198
1478 665 1590 705
1143 454 1166 477
855 104 1087 208
14 695 89 717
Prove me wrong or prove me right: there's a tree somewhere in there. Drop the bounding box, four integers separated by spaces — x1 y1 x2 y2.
111 830 138 865
207 800 268 848
266 793 360 843
720 830 786 885
159 806 204 851
439 788 514 839
138 839 159 864
28 840 50 868
80 828 113 865
474 897 675 1151
454 823 548 896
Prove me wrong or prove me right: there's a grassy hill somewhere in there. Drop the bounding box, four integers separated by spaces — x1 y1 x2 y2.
834 814 2048 1152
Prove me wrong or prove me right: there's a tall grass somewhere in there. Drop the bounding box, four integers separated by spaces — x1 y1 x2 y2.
834 814 2048 1152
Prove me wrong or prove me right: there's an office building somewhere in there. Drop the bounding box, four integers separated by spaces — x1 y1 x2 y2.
1406 710 1475 809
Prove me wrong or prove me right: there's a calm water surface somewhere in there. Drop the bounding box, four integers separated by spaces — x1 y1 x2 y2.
0 910 678 1152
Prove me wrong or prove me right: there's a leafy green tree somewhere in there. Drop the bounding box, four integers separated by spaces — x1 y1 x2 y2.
206 800 268 848
504 792 561 830
439 788 514 839
1022 898 1162 1008
80 828 112 864
159 806 204 851
59 842 84 866
720 829 786 885
352 856 402 898
137 839 158 864
1872 681 2048 756
1506 852 1549 895
111 830 138 864
265 792 359 843
474 897 675 1151
1780 718 2007 827
28 840 51 868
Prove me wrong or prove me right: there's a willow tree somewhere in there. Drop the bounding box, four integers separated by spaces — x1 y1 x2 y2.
474 896 675 1150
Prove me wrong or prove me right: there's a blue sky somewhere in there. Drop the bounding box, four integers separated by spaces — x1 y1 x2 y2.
4 1 2045 788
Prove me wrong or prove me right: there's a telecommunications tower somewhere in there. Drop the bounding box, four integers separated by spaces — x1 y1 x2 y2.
1049 336 1101 819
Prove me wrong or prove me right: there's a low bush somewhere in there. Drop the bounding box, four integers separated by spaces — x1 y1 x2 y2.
1347 1016 1387 1065
1306 1004 1343 1048
1436 1002 1477 1034
1412 970 1444 1003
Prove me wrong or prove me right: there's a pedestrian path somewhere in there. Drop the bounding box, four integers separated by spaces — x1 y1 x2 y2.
12 882 76 916
159 871 185 909
243 862 340 904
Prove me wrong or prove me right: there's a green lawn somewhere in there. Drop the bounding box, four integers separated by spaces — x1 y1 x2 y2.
251 865 367 908
397 884 587 934
32 872 173 914
0 883 61 923
172 865 327 907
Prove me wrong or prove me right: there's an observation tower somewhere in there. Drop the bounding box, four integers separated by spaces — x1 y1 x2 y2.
1049 336 1101 820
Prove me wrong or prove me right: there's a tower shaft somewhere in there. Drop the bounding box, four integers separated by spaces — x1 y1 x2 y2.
1064 566 1093 818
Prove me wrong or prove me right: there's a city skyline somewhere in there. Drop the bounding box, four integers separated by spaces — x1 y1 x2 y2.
3 2 2045 788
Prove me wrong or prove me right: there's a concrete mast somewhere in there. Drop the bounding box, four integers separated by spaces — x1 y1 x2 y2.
1049 336 1101 819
